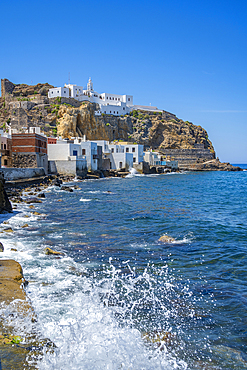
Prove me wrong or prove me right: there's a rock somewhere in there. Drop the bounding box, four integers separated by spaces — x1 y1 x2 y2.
25 197 42 204
61 186 73 192
11 248 17 252
0 172 12 213
3 221 9 224
44 247 64 256
3 227 14 233
142 330 176 348
31 211 41 215
29 205 35 209
37 192 46 198
0 242 4 252
52 178 62 186
21 224 29 228
158 235 175 243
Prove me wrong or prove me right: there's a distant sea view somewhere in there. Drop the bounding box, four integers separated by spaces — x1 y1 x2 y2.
0 167 247 369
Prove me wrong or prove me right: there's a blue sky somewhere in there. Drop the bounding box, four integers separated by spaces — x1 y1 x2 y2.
1 0 246 163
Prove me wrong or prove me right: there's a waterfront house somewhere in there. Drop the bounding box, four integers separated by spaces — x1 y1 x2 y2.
12 129 48 173
47 138 87 176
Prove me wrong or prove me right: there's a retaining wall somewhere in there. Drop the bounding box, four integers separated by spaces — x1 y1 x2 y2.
1 167 45 181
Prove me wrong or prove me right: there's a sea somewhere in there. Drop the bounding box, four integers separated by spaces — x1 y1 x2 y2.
0 164 247 369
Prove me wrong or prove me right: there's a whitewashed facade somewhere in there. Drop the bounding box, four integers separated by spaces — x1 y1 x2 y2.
94 140 143 170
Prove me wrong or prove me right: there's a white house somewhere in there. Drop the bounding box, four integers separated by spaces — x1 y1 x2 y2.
94 140 143 171
144 150 178 169
74 137 98 171
48 87 70 99
47 138 87 176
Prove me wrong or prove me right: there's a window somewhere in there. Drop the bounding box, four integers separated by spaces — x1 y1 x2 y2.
57 91 59 93
111 148 114 153
73 150 77 156
123 107 125 110
64 91 66 93
82 149 86 155
104 111 106 113
128 98 130 101
117 111 118 114
114 111 115 114
118 98 120 101
132 148 135 152
107 97 108 99
126 148 129 152
52 91 53 94
119 162 122 168
116 148 119 153
4 159 7 166
110 111 111 113
133 157 136 162
4 144 6 150
110 97 111 100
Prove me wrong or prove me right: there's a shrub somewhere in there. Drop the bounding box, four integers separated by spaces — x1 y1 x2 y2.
101 113 105 116
106 123 110 126
52 127 57 136
3 101 5 107
6 118 11 124
144 114 149 119
56 97 61 103
34 90 37 95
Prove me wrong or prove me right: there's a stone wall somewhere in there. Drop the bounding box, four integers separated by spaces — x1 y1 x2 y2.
2 167 45 181
12 153 39 168
49 97 82 108
160 148 215 166
1 79 15 98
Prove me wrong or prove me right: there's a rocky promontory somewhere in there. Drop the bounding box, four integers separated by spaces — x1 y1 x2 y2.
0 78 242 170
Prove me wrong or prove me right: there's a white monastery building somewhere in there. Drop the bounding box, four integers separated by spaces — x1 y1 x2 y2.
48 78 161 116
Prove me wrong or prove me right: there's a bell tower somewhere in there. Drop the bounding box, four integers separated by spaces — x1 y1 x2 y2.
87 77 93 91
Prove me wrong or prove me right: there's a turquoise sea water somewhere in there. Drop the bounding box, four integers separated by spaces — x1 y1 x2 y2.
0 167 247 369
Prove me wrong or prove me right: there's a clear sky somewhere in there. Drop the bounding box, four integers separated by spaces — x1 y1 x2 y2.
1 0 246 163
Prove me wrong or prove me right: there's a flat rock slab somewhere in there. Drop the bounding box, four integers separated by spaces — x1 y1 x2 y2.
0 259 23 282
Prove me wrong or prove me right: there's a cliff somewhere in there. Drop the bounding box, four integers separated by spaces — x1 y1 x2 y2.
0 78 217 166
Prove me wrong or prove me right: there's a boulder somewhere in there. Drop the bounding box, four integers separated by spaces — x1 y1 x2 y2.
158 235 175 243
44 247 64 256
25 198 42 204
0 242 4 252
3 227 14 233
61 186 73 192
37 193 46 198
0 172 12 213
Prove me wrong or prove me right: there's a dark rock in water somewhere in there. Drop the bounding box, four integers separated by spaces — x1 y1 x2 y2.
37 193 46 198
52 178 62 186
0 172 12 213
0 242 4 252
25 197 42 204
11 248 17 252
61 186 73 192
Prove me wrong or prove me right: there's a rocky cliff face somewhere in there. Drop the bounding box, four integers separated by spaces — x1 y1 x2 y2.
56 102 215 154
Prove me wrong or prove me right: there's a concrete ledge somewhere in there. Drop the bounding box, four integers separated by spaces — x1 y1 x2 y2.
1 167 45 181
